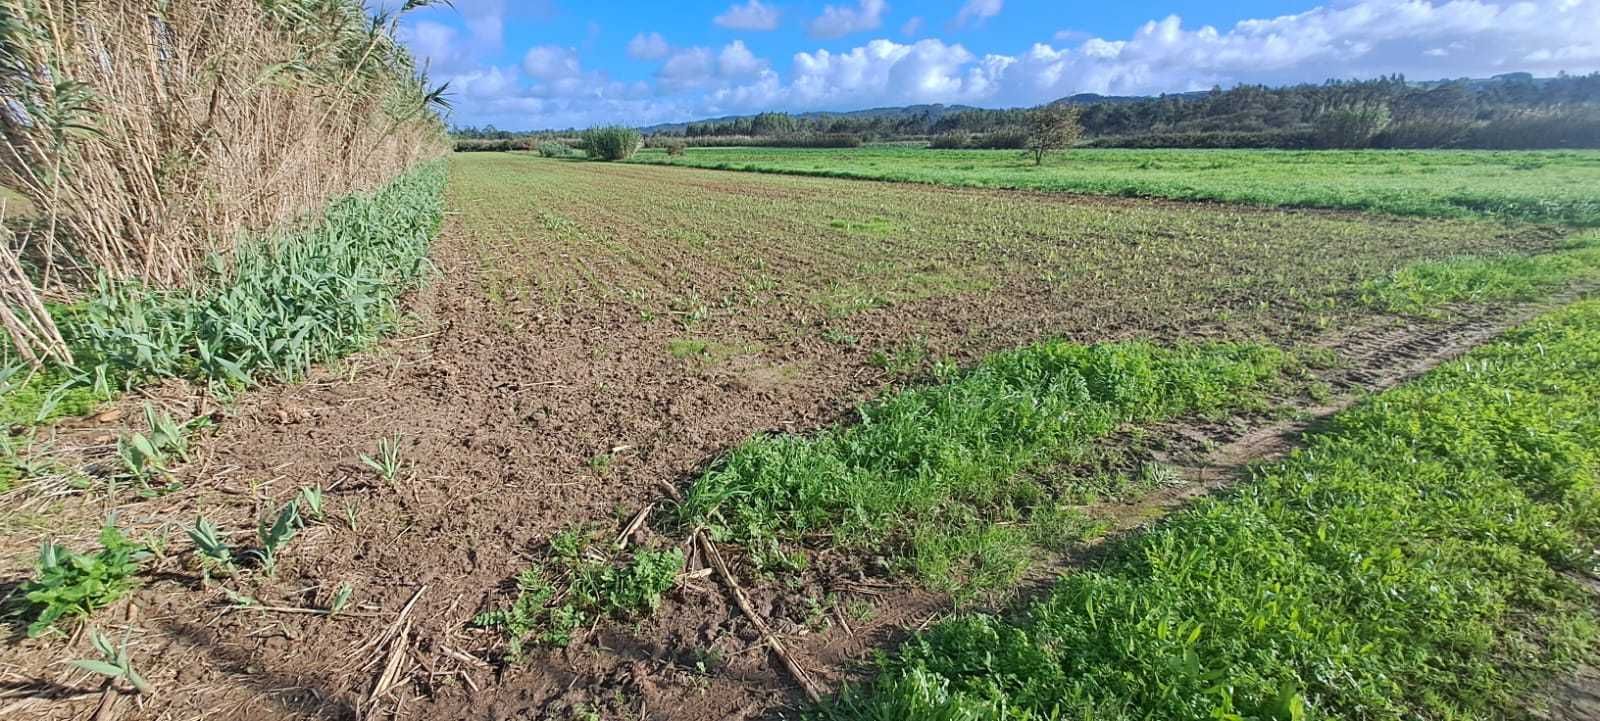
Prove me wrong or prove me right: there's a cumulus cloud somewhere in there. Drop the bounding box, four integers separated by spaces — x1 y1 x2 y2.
628 32 671 61
523 46 582 81
715 0 782 31
418 0 1600 130
810 0 889 39
720 40 768 77
952 0 1003 29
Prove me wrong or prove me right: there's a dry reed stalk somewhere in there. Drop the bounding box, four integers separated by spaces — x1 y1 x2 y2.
0 0 448 362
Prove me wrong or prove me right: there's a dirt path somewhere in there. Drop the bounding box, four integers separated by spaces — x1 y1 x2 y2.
0 160 1584 721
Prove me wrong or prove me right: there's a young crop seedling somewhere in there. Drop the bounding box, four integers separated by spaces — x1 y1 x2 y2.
360 436 404 482
297 485 326 522
114 403 208 484
12 523 146 637
245 501 300 576
186 516 235 574
71 628 153 697
328 583 354 617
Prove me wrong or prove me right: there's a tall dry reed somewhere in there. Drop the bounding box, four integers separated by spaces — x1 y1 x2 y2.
0 0 449 362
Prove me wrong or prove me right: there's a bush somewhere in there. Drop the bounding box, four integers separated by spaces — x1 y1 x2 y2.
929 132 970 149
969 129 1029 149
538 141 575 158
454 138 533 152
582 126 643 161
1086 129 1321 149
657 133 864 149
664 139 687 156
1314 103 1393 149
1371 118 1477 149
1465 108 1600 149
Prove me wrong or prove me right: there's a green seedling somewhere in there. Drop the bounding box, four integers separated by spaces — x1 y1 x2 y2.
71 628 153 696
186 516 234 572
329 583 354 617
298 485 326 521
245 502 300 576
361 436 404 482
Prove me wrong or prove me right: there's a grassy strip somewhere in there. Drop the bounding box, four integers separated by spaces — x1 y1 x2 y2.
628 147 1600 226
1361 231 1600 315
681 341 1292 595
0 162 445 427
821 301 1600 721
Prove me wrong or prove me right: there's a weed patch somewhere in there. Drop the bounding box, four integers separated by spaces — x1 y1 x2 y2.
1361 231 1600 314
9 524 146 637
681 340 1292 596
822 300 1600 720
473 526 684 661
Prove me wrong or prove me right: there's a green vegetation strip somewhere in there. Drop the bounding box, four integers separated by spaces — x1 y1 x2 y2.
682 341 1292 595
1362 231 1600 315
820 300 1600 721
630 147 1600 226
1 162 445 428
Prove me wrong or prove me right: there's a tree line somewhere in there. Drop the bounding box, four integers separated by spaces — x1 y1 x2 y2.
454 73 1600 150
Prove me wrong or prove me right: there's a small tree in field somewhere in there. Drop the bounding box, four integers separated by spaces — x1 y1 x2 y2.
1025 104 1082 165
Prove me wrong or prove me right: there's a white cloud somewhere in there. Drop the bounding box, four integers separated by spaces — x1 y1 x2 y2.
720 40 768 77
658 48 717 92
953 0 1003 29
901 17 924 37
523 46 582 81
628 32 671 61
715 0 782 31
810 0 889 39
434 0 1600 130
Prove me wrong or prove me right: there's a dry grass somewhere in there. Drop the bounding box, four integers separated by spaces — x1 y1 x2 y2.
0 0 448 360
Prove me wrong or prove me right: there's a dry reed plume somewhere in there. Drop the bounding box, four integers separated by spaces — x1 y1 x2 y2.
0 0 450 362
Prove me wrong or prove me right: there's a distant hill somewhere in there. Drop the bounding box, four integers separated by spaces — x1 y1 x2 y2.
640 103 983 135
636 74 1571 136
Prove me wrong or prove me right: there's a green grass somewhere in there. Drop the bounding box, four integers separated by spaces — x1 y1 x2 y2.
681 340 1293 595
1362 231 1600 314
630 147 1600 226
820 300 1600 721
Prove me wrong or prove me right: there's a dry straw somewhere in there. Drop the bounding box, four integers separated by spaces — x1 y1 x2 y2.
0 0 450 363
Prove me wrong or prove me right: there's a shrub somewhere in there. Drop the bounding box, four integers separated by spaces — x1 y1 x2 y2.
454 138 534 152
664 139 687 156
1371 118 1477 148
1085 129 1321 149
969 129 1029 149
582 126 643 161
538 141 575 158
1465 108 1600 149
1314 103 1393 149
662 133 864 149
928 132 970 150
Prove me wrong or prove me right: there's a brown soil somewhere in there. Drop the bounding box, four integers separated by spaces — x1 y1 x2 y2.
0 160 1587 721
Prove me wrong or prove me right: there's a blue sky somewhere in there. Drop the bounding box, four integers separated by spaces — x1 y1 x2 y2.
392 0 1600 130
